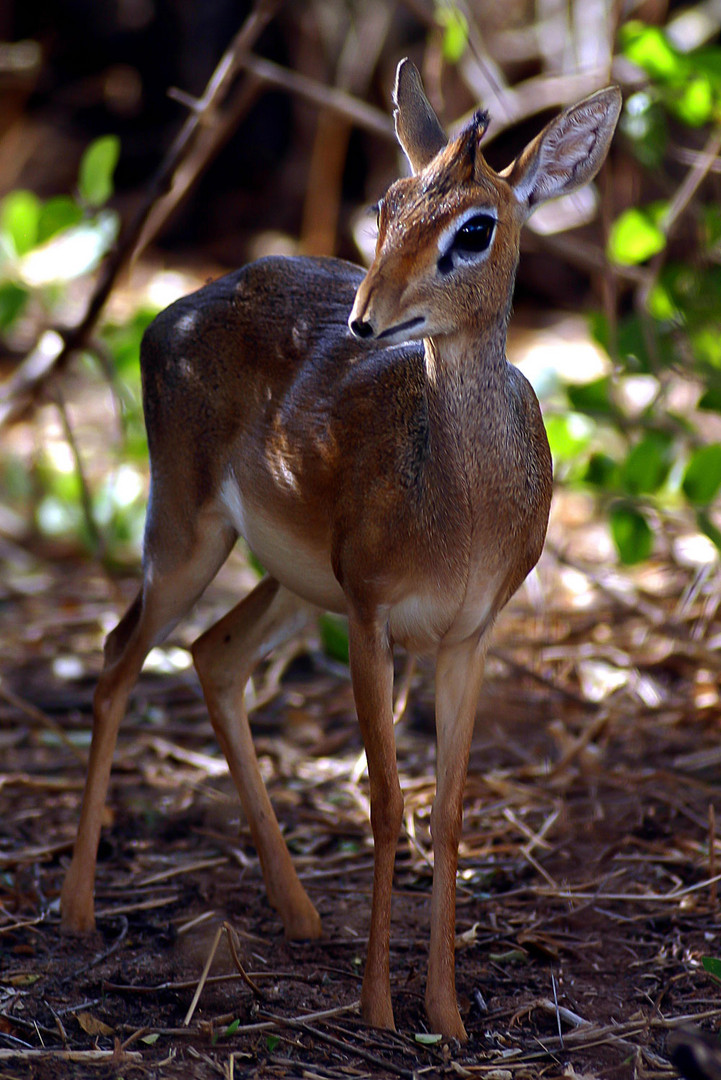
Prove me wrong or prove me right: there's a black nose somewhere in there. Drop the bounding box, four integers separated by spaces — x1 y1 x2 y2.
350 318 374 339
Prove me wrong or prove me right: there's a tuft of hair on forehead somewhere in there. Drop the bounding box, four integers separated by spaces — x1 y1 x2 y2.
470 108 491 141
436 107 492 184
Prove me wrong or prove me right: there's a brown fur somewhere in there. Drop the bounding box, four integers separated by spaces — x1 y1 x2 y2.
60 61 621 1041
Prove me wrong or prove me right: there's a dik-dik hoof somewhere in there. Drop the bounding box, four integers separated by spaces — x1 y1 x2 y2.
59 887 96 935
282 899 323 942
361 987 396 1033
425 997 468 1042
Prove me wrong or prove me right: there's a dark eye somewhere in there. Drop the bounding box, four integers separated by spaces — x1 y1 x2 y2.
451 213 496 256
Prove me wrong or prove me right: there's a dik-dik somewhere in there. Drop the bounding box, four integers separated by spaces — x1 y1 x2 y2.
60 60 621 1040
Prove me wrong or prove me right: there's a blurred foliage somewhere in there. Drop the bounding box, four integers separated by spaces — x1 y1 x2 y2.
2 8 721 596
0 136 159 564
551 21 721 564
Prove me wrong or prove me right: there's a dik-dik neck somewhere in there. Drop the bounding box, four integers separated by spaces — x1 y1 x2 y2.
423 314 511 433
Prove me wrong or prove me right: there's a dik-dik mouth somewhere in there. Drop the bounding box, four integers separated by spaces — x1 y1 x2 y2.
377 316 425 341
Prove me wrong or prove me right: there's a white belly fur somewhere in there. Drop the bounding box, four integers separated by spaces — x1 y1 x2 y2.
219 475 502 653
219 475 346 612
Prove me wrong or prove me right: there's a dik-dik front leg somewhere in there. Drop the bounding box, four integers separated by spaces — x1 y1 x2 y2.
426 635 488 1041
347 612 403 1032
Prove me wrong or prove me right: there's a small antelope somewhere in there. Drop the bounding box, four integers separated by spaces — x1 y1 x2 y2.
60 61 620 1039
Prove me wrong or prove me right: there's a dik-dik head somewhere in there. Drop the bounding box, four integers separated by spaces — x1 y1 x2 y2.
349 60 621 345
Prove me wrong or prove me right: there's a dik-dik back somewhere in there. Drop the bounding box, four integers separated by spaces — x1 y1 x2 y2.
61 61 621 1041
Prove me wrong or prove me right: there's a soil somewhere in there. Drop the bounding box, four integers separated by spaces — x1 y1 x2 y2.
2 524 721 1079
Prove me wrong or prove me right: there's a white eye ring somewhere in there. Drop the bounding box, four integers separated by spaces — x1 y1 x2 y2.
437 206 498 272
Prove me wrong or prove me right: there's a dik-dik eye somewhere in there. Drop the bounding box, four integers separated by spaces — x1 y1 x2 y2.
437 212 497 274
453 213 496 254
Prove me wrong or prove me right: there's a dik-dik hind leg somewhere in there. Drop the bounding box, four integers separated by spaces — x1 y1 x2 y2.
426 636 488 1041
191 577 321 940
61 516 235 934
347 614 402 1032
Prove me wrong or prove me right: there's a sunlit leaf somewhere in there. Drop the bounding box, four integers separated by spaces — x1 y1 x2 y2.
544 413 594 464
437 5 468 63
647 280 680 322
620 23 683 82
673 75 714 126
610 504 654 564
682 444 721 504
608 208 666 266
20 211 119 285
1 190 41 256
78 134 120 207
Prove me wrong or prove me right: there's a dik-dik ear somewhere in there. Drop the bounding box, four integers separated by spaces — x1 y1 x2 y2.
506 86 622 218
393 58 447 173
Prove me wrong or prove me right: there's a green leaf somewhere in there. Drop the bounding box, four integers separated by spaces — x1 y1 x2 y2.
621 92 668 169
544 413 593 464
437 5 469 63
698 386 721 412
682 444 721 504
319 613 349 664
702 206 721 252
1 190 41 256
488 948 528 964
697 511 721 553
37 195 83 244
620 433 672 495
0 281 28 329
673 75 714 126
691 327 721 369
101 308 158 376
265 1035 280 1051
78 135 120 207
610 504 654 564
415 1032 443 1045
702 955 721 981
584 452 619 490
620 23 683 82
140 1033 160 1045
608 208 666 266
566 376 613 415
246 549 266 577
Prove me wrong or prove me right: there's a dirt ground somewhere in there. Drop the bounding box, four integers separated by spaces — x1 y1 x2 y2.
2 501 721 1079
